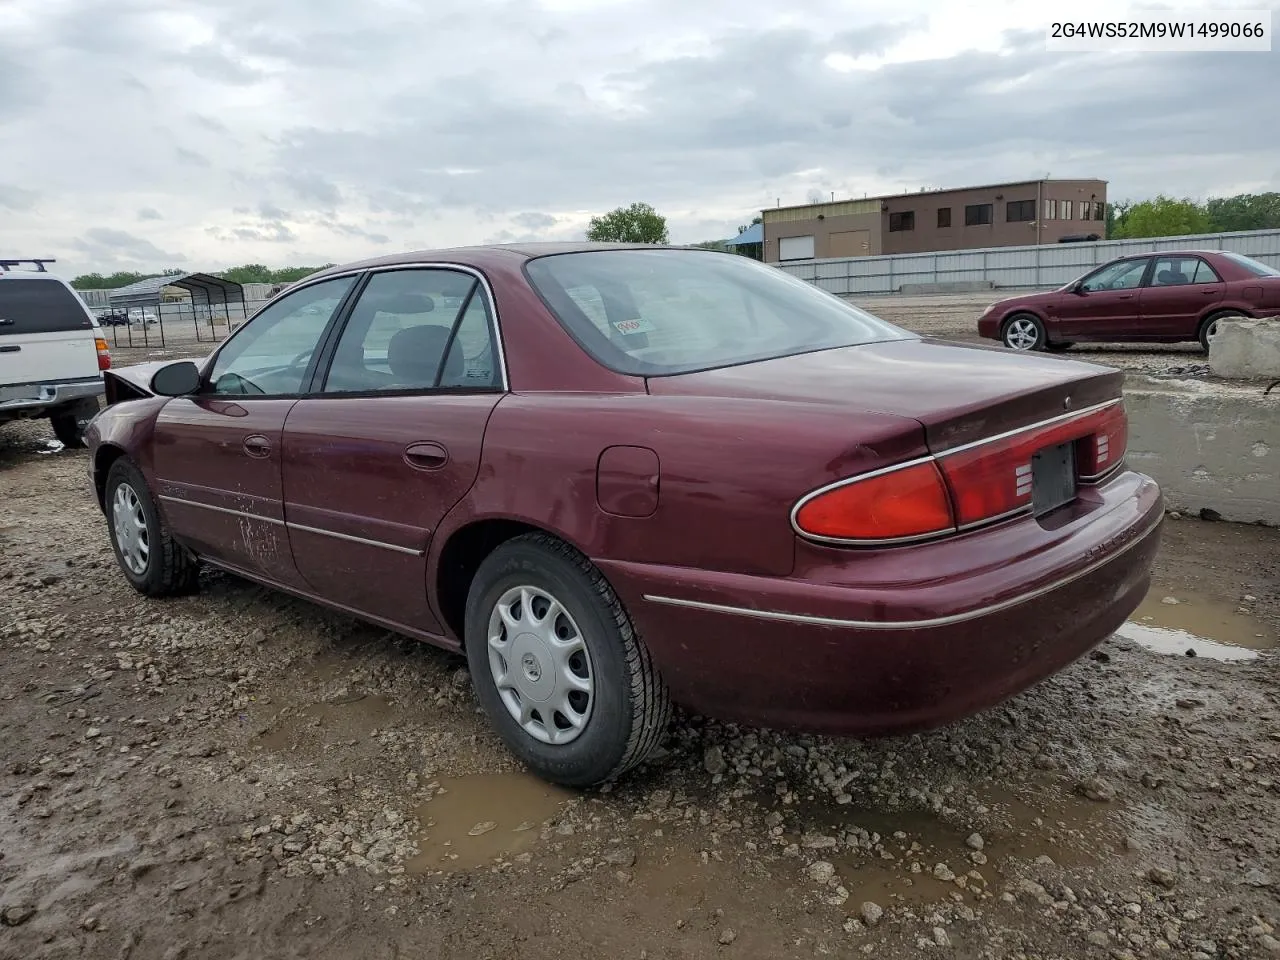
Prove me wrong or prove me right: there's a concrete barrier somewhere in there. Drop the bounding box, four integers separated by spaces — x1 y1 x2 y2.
1210 317 1280 379
1125 376 1280 525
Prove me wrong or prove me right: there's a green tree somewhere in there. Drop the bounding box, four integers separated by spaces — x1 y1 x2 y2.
1206 192 1280 233
585 202 669 244
1110 195 1212 239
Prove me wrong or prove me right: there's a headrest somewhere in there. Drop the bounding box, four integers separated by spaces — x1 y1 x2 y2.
386 324 463 386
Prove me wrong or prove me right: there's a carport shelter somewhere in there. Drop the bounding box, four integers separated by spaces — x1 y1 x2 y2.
108 272 247 321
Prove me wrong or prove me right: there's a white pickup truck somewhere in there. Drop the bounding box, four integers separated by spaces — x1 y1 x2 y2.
0 259 110 447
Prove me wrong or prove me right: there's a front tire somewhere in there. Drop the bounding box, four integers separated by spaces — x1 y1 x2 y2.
1001 313 1046 351
105 458 200 597
464 533 671 787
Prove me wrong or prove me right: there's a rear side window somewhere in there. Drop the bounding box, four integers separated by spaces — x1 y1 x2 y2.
0 279 93 336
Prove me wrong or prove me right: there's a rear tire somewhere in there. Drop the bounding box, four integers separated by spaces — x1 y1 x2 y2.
105 458 200 597
1001 313 1046 351
464 533 671 787
1199 310 1246 352
50 397 101 449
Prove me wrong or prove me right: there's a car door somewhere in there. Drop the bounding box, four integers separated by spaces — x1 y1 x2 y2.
1050 257 1151 341
280 266 505 637
1139 255 1225 339
150 275 358 585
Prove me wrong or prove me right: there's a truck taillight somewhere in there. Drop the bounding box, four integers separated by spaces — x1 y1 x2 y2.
793 401 1127 545
95 337 111 370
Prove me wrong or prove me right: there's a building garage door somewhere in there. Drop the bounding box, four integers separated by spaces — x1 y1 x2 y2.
829 230 870 258
778 235 815 261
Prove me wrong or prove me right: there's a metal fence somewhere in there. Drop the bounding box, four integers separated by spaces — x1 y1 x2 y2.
98 299 268 351
775 228 1280 296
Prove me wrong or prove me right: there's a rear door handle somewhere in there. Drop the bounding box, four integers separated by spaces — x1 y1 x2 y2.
0 345 19 353
404 441 449 470
242 434 272 458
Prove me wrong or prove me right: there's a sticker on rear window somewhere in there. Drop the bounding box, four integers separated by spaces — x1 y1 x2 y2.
612 317 653 335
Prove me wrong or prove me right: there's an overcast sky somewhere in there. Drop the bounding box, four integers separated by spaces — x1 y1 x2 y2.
2 0 1278 276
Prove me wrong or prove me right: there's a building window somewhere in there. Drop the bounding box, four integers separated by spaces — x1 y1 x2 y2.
1081 203 1092 221
1095 200 1105 220
888 211 915 232
964 203 993 226
1006 200 1036 222
1044 199 1057 220
937 207 951 228
778 235 816 261
1061 200 1073 219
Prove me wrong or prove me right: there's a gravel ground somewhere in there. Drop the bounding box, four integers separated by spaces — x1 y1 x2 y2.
3 316 1279 958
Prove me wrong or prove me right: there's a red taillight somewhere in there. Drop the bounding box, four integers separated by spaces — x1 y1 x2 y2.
937 400 1128 527
1078 402 1127 479
793 400 1128 545
95 337 111 371
792 460 955 542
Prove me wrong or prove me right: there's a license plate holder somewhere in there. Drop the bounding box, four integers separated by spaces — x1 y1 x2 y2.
1031 442 1077 516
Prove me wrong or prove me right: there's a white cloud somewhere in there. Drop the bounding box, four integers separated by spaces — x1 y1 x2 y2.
1 0 1278 275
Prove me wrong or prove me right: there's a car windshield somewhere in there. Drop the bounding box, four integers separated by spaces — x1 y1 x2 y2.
1220 251 1280 277
523 249 912 376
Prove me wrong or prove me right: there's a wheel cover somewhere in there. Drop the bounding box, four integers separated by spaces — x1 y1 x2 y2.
111 483 150 575
487 585 595 746
1004 317 1039 350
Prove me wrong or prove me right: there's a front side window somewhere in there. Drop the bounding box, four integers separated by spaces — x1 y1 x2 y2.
207 275 354 396
1080 258 1149 292
524 249 912 377
321 269 499 393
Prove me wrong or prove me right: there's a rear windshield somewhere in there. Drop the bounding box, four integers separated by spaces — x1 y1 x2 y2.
0 278 93 336
523 249 911 376
1220 251 1280 277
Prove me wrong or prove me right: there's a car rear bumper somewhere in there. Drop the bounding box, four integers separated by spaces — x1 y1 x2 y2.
596 469 1162 735
0 377 104 417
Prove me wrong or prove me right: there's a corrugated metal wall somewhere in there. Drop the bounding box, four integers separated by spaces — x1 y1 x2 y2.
776 228 1280 295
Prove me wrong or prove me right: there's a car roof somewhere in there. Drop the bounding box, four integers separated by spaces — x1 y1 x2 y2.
304 242 710 282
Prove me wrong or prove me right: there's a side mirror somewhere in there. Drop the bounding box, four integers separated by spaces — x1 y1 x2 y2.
150 360 202 397
1072 282 1088 295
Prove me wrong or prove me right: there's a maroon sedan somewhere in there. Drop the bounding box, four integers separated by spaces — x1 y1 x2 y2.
85 244 1162 787
978 249 1280 352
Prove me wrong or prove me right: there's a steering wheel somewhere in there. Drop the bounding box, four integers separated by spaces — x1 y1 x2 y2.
287 348 315 371
213 372 265 396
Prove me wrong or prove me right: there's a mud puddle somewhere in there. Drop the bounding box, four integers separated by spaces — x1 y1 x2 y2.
793 782 1123 907
1115 589 1275 661
408 771 574 872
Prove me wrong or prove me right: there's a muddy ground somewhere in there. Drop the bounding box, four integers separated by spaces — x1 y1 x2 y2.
3 299 1279 959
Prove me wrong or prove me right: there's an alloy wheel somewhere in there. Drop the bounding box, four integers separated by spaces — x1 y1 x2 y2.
486 585 595 745
1003 317 1040 350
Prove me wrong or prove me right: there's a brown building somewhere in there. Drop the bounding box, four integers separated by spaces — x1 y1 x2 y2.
761 179 1107 263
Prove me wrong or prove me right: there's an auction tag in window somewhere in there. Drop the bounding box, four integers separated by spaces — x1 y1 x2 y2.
612 317 654 335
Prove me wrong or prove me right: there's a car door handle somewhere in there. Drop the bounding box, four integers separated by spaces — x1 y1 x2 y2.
404 441 449 470
1118 293 1134 299
242 434 272 458
0 344 19 353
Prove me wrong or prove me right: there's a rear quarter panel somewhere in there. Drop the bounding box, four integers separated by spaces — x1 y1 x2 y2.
434 392 928 579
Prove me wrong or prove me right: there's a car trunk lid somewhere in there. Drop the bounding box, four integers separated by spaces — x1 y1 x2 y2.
645 337 1124 454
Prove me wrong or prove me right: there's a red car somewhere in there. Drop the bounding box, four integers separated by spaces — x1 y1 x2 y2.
85 244 1162 787
978 249 1280 352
